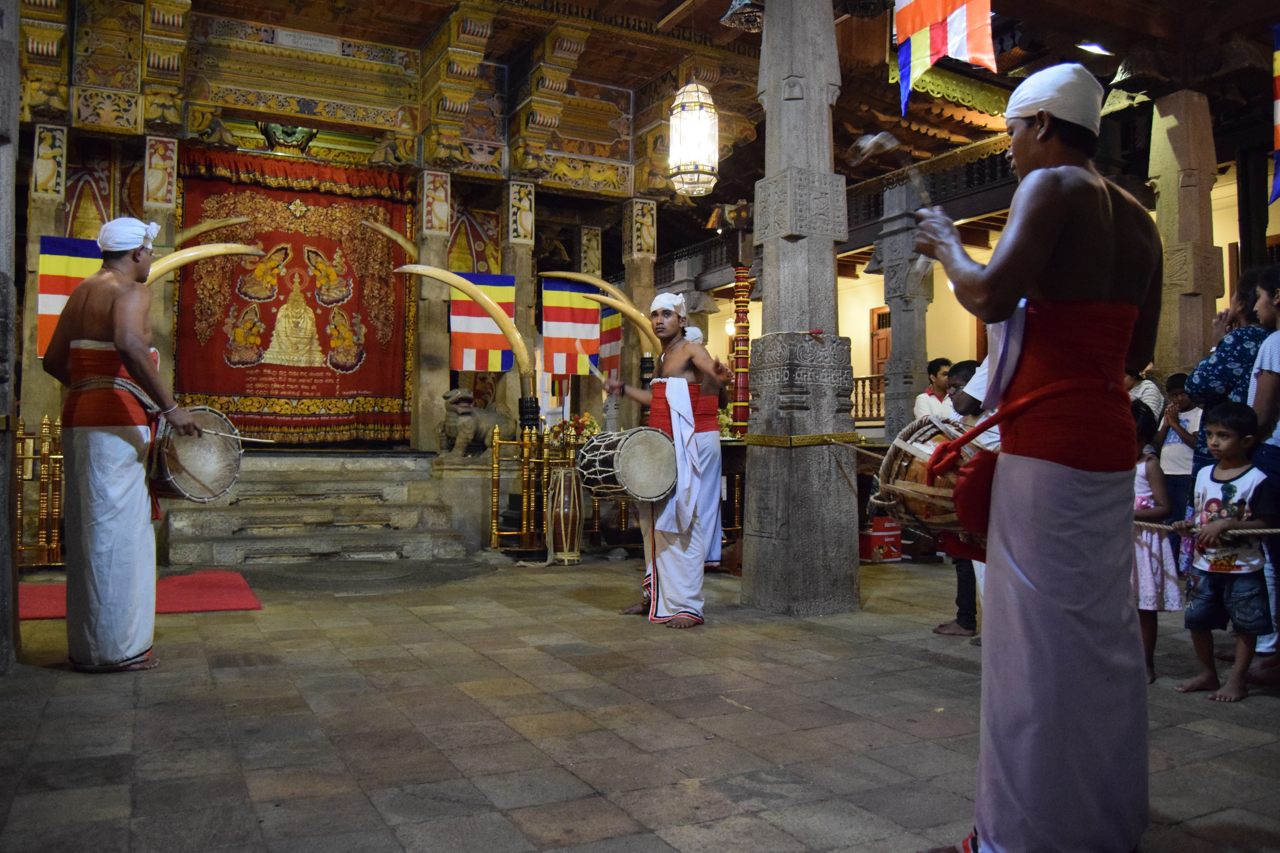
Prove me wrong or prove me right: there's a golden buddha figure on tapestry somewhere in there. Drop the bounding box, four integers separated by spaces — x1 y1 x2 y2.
263 274 325 368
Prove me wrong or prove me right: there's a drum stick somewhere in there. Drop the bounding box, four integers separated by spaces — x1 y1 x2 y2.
574 339 608 383
201 430 277 444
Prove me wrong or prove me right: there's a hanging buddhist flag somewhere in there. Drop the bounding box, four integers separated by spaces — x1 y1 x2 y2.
895 0 997 114
599 306 623 379
1270 24 1279 204
36 236 100 357
541 276 600 377
450 273 515 372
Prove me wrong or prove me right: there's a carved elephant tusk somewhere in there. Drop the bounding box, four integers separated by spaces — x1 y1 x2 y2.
174 216 251 247
146 243 264 287
576 293 662 354
361 220 419 262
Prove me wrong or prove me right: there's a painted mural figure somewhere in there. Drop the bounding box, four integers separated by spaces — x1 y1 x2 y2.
325 307 366 373
223 303 267 367
237 244 290 302
306 246 353 306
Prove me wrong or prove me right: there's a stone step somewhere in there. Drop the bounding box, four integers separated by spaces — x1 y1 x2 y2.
169 529 467 566
237 453 435 476
166 503 451 539
223 480 416 506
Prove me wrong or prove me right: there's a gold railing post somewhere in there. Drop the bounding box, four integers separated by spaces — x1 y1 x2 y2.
49 419 63 565
37 416 51 559
519 427 535 548
489 424 502 549
13 418 24 563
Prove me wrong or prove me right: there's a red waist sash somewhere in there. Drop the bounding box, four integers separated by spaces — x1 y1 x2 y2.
63 345 154 428
647 383 718 435
999 300 1137 472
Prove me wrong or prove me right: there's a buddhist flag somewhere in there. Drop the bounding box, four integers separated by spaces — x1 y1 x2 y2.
1270 24 1279 204
895 0 996 114
541 276 600 376
599 306 623 379
36 236 100 357
450 273 515 372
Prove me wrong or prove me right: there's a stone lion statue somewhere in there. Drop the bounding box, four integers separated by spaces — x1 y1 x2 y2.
440 388 515 457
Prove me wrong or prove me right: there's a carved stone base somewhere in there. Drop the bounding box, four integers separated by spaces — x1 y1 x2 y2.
741 333 859 615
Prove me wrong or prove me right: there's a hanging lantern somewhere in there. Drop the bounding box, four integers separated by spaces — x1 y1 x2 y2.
720 0 764 32
668 82 719 197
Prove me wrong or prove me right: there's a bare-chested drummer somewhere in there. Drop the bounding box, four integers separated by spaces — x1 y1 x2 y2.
913 64 1161 853
605 293 730 628
43 218 200 673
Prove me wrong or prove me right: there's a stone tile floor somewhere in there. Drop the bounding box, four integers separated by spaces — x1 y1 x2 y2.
3 558 1280 852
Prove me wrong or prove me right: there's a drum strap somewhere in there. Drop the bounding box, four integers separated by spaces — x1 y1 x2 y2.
68 377 159 413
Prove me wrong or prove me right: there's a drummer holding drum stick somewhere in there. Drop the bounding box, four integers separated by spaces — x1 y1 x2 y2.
43 218 201 673
605 294 731 628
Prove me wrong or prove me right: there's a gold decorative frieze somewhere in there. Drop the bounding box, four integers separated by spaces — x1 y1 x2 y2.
887 62 1010 117
73 88 141 134
72 0 143 92
541 154 631 197
144 84 182 128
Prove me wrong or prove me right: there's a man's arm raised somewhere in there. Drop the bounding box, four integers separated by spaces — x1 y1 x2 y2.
687 342 731 387
915 168 1067 323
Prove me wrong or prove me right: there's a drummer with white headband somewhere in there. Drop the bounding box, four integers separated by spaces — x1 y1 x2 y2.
43 217 199 673
606 292 731 628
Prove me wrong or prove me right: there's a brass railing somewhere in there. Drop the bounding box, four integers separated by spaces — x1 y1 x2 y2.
14 416 65 567
853 375 885 424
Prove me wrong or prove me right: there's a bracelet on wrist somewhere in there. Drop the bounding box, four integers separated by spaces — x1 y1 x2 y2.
160 403 178 415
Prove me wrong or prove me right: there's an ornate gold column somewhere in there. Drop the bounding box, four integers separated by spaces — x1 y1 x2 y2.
622 199 657 429
574 225 605 424
413 171 453 451
18 0 69 125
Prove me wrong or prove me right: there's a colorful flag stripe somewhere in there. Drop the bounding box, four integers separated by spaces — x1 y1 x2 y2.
37 236 100 357
450 272 515 373
1270 24 1279 204
600 308 622 378
896 0 995 114
542 277 601 378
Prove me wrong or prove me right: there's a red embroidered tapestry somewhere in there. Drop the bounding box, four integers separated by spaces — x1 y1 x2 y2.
174 149 415 443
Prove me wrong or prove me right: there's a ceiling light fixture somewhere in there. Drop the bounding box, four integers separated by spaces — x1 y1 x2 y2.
668 82 719 197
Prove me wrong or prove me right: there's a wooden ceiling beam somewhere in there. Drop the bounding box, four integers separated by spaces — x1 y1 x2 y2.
656 0 708 32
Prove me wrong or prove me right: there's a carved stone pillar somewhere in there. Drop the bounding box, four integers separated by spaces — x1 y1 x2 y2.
622 199 657 429
413 170 452 451
2 0 21 672
500 181 536 426
19 125 66 434
1149 90 1222 373
879 183 933 440
742 0 858 616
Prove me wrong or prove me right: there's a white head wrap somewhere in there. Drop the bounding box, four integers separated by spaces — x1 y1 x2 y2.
97 218 160 252
684 327 704 344
1004 63 1104 136
650 292 687 317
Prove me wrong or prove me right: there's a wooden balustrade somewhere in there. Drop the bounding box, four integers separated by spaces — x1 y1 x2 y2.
852 375 885 424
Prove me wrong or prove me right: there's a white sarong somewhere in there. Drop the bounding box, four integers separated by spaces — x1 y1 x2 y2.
63 425 156 669
977 452 1148 852
642 378 705 623
696 432 723 565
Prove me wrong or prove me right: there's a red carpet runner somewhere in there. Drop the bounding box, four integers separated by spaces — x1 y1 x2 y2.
19 570 262 620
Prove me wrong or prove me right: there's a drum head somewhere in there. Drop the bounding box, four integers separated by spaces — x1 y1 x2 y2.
161 407 242 501
616 427 676 502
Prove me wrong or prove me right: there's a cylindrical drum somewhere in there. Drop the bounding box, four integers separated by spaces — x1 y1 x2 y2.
546 465 583 565
150 406 243 502
576 427 676 502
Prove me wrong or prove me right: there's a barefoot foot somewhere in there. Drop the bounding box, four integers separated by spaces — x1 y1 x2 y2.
1175 671 1220 694
1210 677 1248 702
1146 666 1156 685
666 614 700 629
932 620 976 638
619 599 649 615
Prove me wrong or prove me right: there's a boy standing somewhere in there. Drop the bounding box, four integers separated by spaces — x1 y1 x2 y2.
1174 402 1278 702
913 357 954 419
